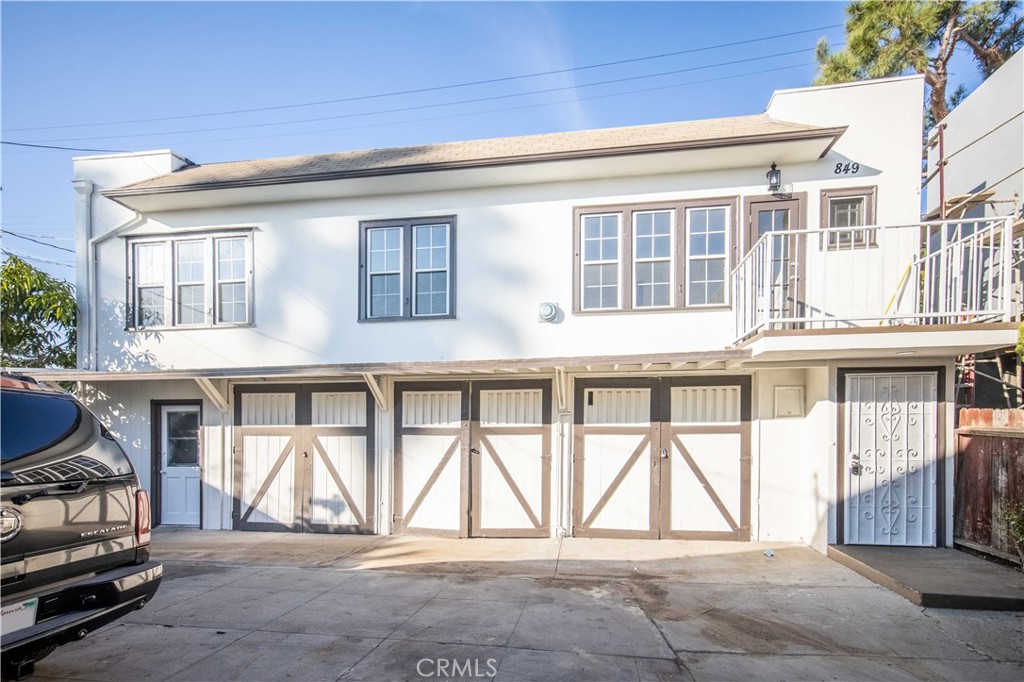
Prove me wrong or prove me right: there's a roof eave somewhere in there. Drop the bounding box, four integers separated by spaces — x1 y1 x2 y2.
101 126 847 200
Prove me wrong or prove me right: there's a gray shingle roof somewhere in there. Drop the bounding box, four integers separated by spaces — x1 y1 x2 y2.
106 114 842 196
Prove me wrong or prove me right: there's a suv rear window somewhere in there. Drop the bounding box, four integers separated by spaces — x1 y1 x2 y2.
1 390 82 462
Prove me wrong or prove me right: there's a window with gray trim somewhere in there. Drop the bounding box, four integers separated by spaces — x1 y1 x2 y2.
128 231 253 329
821 186 877 248
574 198 736 313
359 217 456 321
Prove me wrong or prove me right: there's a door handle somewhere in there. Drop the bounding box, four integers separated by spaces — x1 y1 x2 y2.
850 462 861 475
660 448 668 460
302 451 308 459
470 448 480 455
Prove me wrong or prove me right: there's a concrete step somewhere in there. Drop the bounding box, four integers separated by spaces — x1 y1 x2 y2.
828 544 1024 611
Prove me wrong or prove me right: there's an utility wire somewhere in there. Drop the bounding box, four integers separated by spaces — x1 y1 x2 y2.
1 248 75 268
1 141 127 153
3 23 842 133
151 61 814 148
1 230 77 254
14 46 822 144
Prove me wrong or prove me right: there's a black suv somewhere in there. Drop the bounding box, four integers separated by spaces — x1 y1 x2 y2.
1 375 162 679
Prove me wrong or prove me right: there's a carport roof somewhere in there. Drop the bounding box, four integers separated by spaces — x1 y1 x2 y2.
7 349 753 383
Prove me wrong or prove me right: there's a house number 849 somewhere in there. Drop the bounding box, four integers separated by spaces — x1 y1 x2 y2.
834 162 860 174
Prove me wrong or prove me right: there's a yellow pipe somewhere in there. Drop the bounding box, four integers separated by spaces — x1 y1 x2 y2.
879 262 913 324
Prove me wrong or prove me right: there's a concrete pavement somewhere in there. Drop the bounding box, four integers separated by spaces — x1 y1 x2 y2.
30 529 1024 681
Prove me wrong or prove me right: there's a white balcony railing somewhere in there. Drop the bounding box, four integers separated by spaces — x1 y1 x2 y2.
732 217 1019 343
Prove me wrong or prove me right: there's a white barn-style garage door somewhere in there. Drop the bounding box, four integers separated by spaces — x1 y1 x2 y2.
843 371 939 547
394 381 552 537
573 377 751 540
233 384 375 533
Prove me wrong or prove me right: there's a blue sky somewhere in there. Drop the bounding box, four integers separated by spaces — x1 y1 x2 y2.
0 1 984 280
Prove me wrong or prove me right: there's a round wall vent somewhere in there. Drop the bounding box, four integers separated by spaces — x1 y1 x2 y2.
538 302 558 322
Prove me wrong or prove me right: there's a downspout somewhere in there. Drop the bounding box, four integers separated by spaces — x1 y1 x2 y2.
71 181 95 369
86 207 145 370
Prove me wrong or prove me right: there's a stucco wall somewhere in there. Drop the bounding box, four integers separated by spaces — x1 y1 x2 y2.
75 77 924 371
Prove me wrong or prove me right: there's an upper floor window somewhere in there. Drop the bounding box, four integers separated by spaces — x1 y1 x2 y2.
574 199 735 313
359 216 456 321
128 231 253 329
821 186 877 249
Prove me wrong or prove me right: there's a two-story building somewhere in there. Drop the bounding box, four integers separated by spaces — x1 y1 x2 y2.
27 74 1019 552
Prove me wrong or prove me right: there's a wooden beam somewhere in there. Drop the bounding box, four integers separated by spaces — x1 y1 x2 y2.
195 377 230 413
696 360 722 370
725 359 745 370
361 373 389 412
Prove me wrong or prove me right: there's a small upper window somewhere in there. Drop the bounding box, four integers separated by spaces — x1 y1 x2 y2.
360 217 456 321
821 187 876 249
129 231 253 329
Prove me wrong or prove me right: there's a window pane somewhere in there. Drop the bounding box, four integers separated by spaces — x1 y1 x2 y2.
135 243 165 286
368 228 402 273
178 284 205 324
582 263 617 309
217 238 246 280
690 233 707 256
636 261 670 308
415 224 448 270
370 273 400 317
583 215 619 262
218 282 247 323
830 198 864 228
138 287 164 326
414 271 448 315
166 410 200 466
706 281 725 305
176 241 205 284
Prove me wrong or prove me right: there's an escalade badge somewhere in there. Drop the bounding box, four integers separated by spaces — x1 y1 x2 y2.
1 507 23 542
81 524 128 538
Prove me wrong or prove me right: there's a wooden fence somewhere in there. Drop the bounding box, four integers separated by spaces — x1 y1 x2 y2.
955 408 1024 564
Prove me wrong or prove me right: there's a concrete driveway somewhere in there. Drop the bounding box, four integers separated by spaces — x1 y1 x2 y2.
31 529 1023 681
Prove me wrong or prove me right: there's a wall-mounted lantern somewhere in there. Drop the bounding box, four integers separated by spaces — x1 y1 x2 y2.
766 162 782 193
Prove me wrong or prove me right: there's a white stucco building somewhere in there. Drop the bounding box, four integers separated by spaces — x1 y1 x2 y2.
30 74 1020 552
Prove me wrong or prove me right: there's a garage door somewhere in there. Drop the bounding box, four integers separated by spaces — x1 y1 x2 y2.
394 380 551 537
573 377 750 540
233 384 375 533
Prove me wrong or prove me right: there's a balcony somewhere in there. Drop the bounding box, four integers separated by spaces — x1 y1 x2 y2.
732 217 1020 345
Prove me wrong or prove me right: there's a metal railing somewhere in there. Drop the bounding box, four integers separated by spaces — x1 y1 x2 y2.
732 217 1017 343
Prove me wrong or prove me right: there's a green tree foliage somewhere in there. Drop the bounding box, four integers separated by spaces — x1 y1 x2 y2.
1 255 77 368
816 1 1023 125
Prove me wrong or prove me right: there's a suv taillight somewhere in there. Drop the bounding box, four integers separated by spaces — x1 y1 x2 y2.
136 490 152 546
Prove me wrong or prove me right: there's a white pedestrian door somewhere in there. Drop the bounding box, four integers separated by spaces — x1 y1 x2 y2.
845 373 938 546
160 405 201 526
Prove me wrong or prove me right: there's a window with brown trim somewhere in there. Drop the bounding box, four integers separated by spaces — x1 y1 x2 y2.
573 197 738 313
820 186 877 249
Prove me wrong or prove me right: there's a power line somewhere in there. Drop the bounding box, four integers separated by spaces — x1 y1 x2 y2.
14 46 823 144
3 23 842 133
153 61 815 149
1 230 77 254
1 248 75 268
0 141 126 153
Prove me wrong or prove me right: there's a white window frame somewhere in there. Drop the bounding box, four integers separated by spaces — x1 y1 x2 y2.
580 213 622 311
685 205 730 308
632 209 674 309
412 222 451 317
215 236 251 325
366 226 405 319
128 230 253 330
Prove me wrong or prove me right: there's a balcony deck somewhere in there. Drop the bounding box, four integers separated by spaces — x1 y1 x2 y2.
732 217 1021 347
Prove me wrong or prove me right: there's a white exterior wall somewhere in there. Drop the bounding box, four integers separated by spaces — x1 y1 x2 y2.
73 77 923 371
79 380 230 530
925 49 1024 219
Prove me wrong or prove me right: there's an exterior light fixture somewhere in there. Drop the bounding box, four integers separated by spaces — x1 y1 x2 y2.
766 162 782 193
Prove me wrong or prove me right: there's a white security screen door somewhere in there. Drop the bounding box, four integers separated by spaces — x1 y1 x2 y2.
160 404 201 526
845 373 938 546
